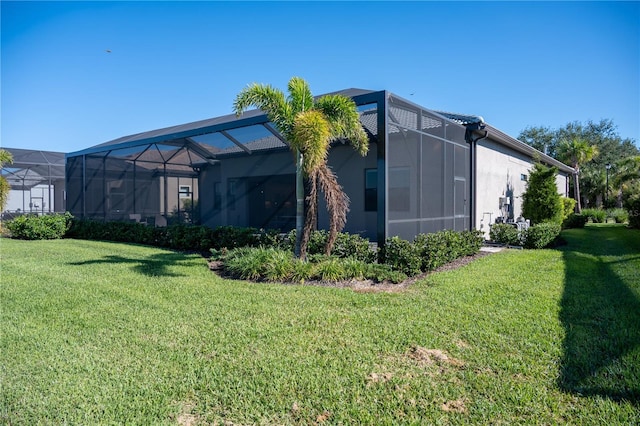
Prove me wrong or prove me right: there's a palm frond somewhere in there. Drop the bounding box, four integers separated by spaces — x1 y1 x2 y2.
317 164 349 255
233 84 294 139
0 149 13 168
287 77 314 113
315 95 369 156
292 110 331 175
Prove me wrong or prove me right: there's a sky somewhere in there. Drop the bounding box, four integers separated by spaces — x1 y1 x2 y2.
2 1 639 155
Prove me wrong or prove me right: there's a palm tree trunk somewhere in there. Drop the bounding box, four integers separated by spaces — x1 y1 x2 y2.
574 172 582 213
294 150 305 258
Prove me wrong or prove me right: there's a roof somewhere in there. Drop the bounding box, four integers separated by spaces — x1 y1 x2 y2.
479 124 575 174
1 148 66 189
65 88 572 174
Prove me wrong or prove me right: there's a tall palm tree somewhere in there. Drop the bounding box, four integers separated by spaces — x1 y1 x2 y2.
233 77 368 258
0 149 14 213
557 138 599 213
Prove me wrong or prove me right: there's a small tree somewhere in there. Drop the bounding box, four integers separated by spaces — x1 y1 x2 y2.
557 137 599 212
0 149 14 213
522 162 563 225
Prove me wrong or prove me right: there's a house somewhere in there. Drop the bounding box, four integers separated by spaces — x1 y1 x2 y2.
64 89 573 241
1 148 66 218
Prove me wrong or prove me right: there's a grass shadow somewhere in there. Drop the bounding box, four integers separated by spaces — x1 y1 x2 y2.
69 252 191 277
559 225 640 404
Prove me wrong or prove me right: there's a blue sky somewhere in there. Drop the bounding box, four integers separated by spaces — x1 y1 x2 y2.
2 1 639 154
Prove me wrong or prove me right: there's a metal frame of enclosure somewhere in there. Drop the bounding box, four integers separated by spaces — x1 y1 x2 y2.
65 89 483 242
1 148 66 217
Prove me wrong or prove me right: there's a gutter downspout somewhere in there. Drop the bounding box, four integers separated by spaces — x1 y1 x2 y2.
465 124 488 231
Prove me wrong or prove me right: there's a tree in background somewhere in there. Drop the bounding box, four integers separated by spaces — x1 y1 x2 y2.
557 138 599 213
518 119 638 208
0 149 14 213
233 77 369 258
522 161 563 225
614 156 640 228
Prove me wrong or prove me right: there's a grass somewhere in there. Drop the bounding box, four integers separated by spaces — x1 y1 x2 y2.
1 224 639 424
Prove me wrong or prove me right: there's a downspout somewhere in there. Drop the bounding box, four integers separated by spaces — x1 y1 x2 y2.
465 123 488 231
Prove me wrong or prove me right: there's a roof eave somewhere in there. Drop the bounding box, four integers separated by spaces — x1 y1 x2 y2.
481 124 575 174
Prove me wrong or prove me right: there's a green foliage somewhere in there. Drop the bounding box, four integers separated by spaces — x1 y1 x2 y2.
315 258 347 281
0 148 13 212
382 230 484 274
380 236 422 276
210 225 260 250
581 208 607 224
290 260 315 283
0 177 10 214
623 187 640 229
561 197 576 218
233 77 369 258
223 247 404 284
522 162 563 225
281 229 375 262
522 222 561 249
563 213 588 229
607 208 628 224
490 223 521 245
519 119 639 209
67 219 263 252
6 213 72 240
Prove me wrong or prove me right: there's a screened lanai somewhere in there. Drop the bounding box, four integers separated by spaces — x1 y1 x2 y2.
1 148 66 218
66 89 482 242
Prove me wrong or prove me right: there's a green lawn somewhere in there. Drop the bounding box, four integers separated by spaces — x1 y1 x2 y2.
1 225 638 424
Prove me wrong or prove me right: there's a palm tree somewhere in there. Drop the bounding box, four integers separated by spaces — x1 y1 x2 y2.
233 77 368 258
557 138 599 213
0 149 14 213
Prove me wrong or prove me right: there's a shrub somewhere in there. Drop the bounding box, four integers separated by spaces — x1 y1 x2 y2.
522 222 561 249
489 223 521 246
291 260 315 283
341 258 368 280
315 258 347 281
563 213 588 229
625 196 640 229
380 236 422 276
561 197 576 219
607 208 628 224
365 263 407 284
522 162 563 225
210 226 260 250
581 208 606 223
6 213 72 240
285 229 375 262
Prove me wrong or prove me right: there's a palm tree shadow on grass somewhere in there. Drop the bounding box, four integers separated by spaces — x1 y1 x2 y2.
69 252 192 277
559 227 640 405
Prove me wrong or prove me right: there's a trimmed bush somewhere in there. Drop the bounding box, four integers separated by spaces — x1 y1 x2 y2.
626 198 640 229
522 162 563 225
607 208 628 224
380 236 422 276
581 208 607 224
6 213 72 240
522 222 561 249
563 213 588 229
489 223 521 246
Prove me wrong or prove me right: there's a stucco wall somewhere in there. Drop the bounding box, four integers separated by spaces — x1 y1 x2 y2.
475 137 569 238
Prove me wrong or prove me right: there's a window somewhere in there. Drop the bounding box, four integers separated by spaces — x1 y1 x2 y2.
365 169 377 211
179 185 191 198
521 174 528 182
